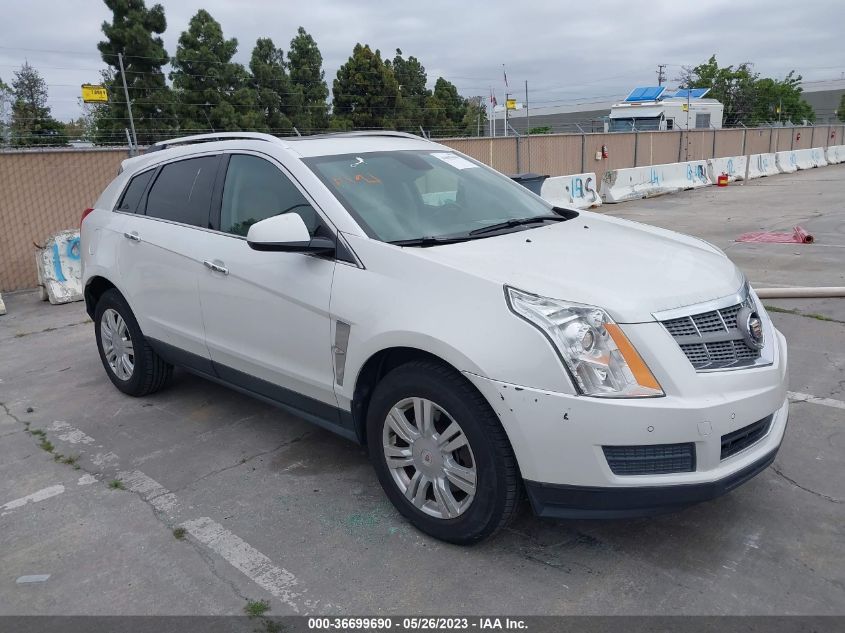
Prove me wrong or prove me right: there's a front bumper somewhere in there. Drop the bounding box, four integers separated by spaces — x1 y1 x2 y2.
463 326 788 517
524 442 781 519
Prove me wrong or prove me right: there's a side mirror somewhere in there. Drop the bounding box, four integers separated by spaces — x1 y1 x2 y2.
246 214 335 254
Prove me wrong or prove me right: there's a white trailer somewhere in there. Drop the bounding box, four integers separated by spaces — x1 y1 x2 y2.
606 87 724 132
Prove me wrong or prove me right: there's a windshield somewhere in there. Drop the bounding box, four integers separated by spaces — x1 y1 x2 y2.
303 150 569 243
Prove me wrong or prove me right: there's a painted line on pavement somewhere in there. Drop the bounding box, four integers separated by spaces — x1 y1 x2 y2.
49 420 97 444
2 484 65 516
118 469 180 514
788 391 845 411
45 421 327 611
181 516 320 614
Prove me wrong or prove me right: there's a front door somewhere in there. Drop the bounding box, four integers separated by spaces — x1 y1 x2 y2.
196 153 339 427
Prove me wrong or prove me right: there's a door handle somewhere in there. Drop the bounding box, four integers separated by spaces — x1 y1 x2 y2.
123 231 141 242
203 260 229 275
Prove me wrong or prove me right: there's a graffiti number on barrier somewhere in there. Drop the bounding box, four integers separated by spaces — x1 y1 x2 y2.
649 169 660 185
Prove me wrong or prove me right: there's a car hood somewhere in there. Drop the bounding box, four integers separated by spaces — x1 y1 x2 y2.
409 211 743 323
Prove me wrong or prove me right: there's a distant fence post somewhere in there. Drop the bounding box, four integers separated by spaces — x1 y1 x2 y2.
575 123 586 174
769 125 774 153
633 127 639 167
712 126 717 158
677 130 682 163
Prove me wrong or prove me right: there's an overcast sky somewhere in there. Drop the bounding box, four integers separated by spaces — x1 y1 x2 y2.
1 0 843 121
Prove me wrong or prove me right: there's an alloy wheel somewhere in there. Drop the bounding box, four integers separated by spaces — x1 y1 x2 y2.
382 397 477 519
100 308 135 381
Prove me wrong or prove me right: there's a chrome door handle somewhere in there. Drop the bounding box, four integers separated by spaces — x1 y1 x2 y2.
123 231 141 242
203 260 229 275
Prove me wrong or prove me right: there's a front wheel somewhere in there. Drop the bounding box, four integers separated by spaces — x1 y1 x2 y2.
367 361 520 544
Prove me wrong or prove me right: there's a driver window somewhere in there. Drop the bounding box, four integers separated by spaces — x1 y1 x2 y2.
220 154 320 237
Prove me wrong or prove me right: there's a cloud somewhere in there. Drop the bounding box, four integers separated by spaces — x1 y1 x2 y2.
1 0 842 121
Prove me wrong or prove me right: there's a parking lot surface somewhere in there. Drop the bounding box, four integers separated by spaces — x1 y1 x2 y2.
1 165 843 616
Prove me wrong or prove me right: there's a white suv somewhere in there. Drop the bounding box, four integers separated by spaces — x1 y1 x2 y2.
82 131 788 544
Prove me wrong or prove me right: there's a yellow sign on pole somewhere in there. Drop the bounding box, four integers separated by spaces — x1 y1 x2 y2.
81 84 109 103
681 103 689 112
506 98 517 110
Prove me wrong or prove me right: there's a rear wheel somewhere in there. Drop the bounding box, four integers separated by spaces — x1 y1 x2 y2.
367 360 520 544
94 289 172 396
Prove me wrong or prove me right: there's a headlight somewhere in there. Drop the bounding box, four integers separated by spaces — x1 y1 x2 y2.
506 287 663 398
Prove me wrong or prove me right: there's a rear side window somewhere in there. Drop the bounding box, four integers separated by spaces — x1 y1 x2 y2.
144 156 219 227
116 169 154 212
219 154 321 237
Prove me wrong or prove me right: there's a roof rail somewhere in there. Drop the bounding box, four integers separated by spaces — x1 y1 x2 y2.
147 132 282 152
284 130 425 141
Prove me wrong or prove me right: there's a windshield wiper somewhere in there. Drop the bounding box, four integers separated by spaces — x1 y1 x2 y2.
468 215 567 236
390 235 474 247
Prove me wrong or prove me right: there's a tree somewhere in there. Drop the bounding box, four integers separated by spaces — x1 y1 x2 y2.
171 9 260 132
332 44 399 130
461 96 487 136
839 93 845 122
288 27 329 133
249 37 299 133
385 49 429 132
753 71 814 124
428 77 467 136
10 62 64 146
0 76 13 145
97 0 175 145
679 55 815 126
678 55 758 126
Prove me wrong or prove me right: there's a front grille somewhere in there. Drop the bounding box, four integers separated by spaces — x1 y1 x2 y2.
603 443 696 475
721 415 773 460
660 291 762 371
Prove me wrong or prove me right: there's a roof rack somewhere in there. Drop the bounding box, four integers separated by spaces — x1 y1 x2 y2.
148 132 282 152
283 131 424 141
144 130 429 154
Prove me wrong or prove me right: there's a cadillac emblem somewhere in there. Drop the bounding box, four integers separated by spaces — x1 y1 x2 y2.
737 305 765 350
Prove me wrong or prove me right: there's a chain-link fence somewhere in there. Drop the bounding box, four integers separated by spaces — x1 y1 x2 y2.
1 125 843 292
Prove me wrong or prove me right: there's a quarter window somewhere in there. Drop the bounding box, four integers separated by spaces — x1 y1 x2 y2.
116 169 154 213
220 154 321 237
144 156 218 227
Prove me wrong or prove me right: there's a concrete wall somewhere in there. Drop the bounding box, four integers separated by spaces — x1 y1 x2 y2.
1 126 844 291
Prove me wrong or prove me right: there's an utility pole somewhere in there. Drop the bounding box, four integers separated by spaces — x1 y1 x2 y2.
657 64 667 86
118 53 138 151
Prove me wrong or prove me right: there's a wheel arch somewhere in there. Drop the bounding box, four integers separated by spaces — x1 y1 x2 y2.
350 345 491 447
83 275 120 319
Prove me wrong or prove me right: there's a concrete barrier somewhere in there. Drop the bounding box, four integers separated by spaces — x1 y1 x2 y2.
0 292 5 316
35 230 83 305
540 172 602 209
746 153 779 179
827 145 845 164
707 156 748 182
791 148 827 170
775 151 799 174
600 160 711 203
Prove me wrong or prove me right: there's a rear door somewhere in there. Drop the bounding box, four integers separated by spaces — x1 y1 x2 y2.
117 154 221 367
196 152 341 429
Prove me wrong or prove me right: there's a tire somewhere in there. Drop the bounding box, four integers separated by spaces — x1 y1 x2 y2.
367 360 520 544
94 288 173 397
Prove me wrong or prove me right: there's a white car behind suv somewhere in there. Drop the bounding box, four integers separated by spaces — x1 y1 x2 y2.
81 131 788 544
